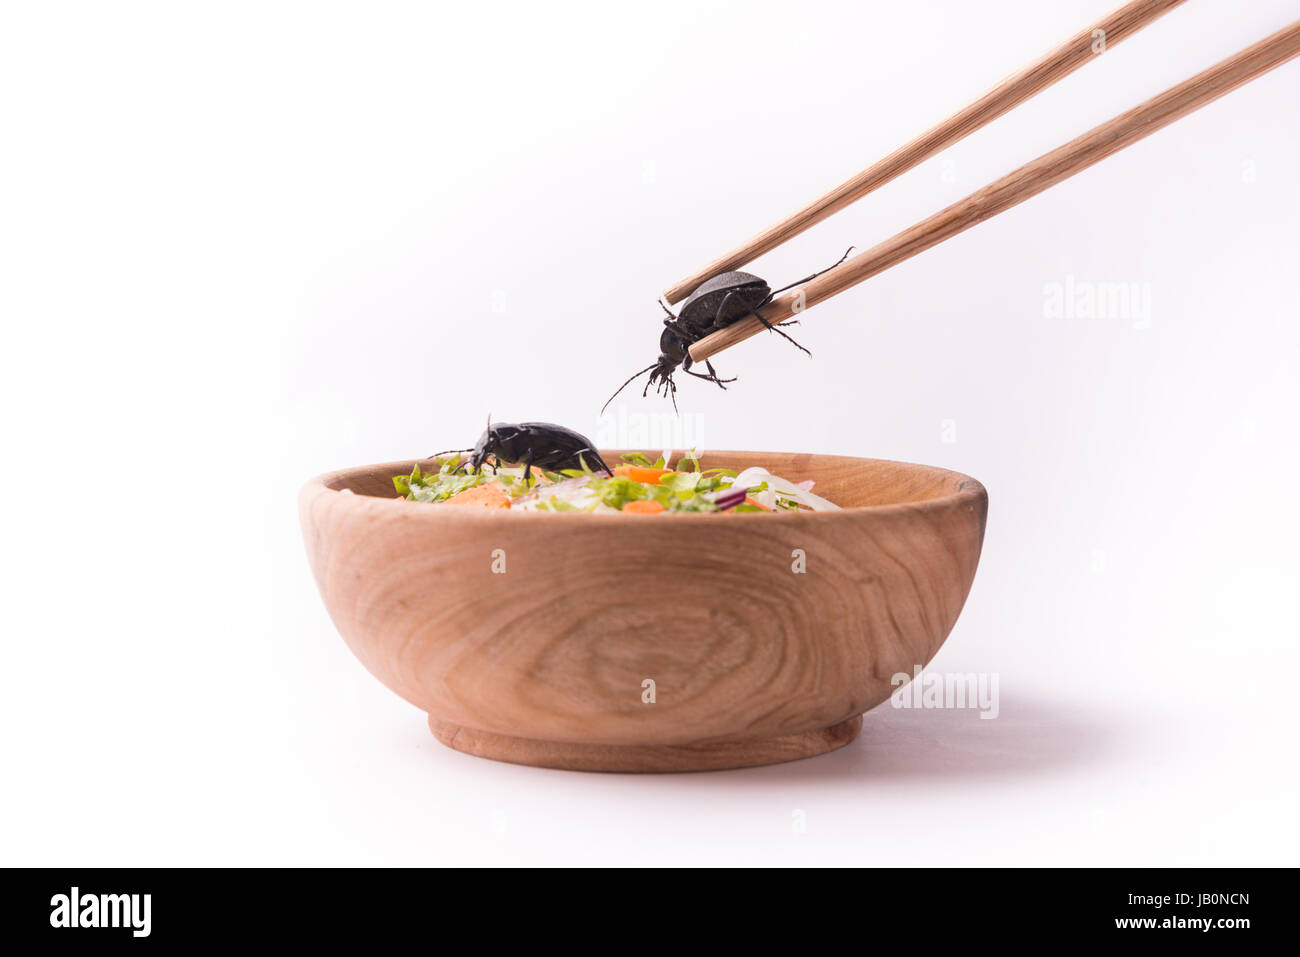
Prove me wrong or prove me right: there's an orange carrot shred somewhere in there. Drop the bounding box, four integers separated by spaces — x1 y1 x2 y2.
612 465 675 485
444 483 511 508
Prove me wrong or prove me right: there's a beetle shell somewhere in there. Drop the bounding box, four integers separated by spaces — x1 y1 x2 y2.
471 421 611 475
677 270 771 332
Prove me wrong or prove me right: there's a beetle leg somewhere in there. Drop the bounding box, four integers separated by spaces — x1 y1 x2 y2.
712 290 743 333
572 446 612 475
685 369 729 389
744 294 812 356
757 312 812 355
767 246 855 296
685 359 737 389
706 359 734 382
663 316 695 341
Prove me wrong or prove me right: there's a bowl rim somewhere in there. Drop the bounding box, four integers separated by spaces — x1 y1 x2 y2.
301 450 987 524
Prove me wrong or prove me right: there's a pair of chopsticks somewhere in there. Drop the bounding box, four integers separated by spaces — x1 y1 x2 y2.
676 1 1300 364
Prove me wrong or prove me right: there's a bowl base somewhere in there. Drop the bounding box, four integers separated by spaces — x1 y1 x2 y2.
428 714 863 773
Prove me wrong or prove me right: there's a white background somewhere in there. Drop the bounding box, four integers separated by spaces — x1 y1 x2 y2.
3 0 1297 866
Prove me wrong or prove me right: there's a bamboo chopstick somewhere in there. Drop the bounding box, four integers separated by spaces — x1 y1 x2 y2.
688 20 1300 364
663 0 1187 305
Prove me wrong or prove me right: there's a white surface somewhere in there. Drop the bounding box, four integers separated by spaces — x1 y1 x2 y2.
2 0 1297 866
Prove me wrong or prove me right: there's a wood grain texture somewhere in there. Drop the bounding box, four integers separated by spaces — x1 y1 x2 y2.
689 19 1300 362
300 452 987 772
430 715 864 773
663 0 1186 303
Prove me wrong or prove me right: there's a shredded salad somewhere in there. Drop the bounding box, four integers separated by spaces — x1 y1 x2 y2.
393 451 840 514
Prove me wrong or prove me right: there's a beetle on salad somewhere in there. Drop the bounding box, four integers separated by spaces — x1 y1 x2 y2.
432 419 612 483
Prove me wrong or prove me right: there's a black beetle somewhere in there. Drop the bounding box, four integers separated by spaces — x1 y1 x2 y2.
602 247 853 413
433 419 612 482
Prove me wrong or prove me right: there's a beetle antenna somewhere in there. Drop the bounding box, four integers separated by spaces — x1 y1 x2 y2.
429 447 473 459
601 363 657 416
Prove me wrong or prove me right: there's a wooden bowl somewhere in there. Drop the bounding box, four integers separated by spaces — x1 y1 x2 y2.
300 451 987 772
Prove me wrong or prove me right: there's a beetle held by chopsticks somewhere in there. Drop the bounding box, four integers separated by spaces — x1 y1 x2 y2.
599 1 1300 412
601 247 853 414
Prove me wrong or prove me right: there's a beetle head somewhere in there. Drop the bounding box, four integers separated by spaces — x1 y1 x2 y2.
600 317 692 416
658 324 689 362
468 418 509 472
601 353 681 416
646 365 680 412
